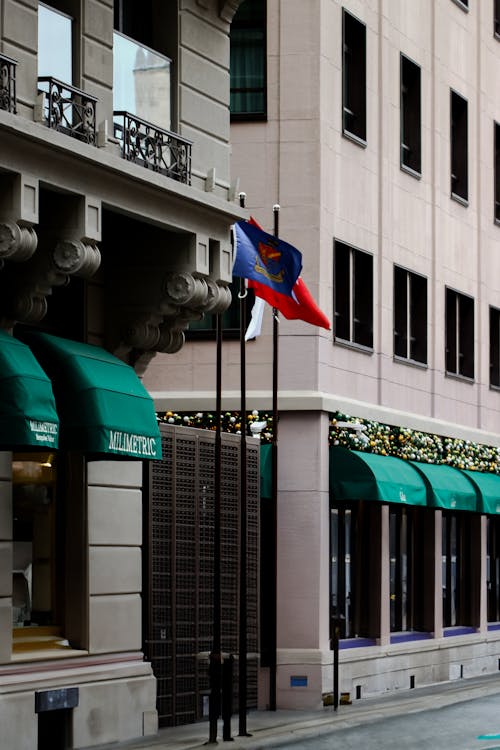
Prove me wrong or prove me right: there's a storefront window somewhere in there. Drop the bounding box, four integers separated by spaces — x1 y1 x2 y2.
330 505 353 638
12 452 58 627
389 507 425 632
442 512 472 627
487 517 500 623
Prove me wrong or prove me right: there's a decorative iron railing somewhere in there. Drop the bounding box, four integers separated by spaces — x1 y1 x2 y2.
37 77 97 145
113 111 192 185
0 53 17 114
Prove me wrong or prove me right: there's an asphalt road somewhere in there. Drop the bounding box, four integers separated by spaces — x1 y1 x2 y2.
267 691 500 749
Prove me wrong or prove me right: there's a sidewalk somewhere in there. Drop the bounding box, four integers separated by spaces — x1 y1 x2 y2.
102 673 500 750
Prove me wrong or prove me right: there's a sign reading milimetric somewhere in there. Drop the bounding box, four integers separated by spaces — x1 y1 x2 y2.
24 332 161 460
0 330 59 450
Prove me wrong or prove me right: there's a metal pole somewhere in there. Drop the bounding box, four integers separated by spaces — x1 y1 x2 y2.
238 192 251 736
208 311 223 743
269 204 280 711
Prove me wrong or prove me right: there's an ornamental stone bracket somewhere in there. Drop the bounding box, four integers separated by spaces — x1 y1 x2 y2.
107 269 232 370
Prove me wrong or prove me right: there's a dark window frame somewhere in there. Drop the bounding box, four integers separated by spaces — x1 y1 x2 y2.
400 54 422 176
333 240 373 350
487 516 500 623
445 287 474 380
230 0 267 121
393 265 427 365
450 89 469 204
342 8 367 146
442 511 473 628
389 506 426 633
490 305 500 388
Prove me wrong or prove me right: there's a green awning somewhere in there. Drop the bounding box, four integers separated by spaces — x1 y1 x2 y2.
460 469 500 514
0 330 59 450
409 461 478 511
260 443 272 499
330 447 428 505
25 332 161 460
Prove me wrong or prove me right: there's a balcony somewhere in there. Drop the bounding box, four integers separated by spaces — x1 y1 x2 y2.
0 53 17 114
37 77 97 145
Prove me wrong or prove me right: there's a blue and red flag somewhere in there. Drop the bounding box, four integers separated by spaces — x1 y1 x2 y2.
233 220 302 297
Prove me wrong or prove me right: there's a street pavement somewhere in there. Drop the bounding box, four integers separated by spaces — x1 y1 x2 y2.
98 673 500 750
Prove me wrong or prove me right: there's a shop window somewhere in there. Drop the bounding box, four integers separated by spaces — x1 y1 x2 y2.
445 288 474 379
186 280 254 341
442 512 473 627
38 3 73 84
342 9 366 144
389 507 426 632
330 505 354 638
450 90 468 203
230 0 266 119
113 0 173 131
393 266 427 364
334 241 373 349
487 517 500 623
490 306 500 388
400 54 421 176
495 123 500 223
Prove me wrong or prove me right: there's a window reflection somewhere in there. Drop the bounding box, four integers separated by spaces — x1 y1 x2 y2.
38 4 73 83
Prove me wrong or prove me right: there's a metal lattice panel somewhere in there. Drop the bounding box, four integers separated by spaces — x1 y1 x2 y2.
145 424 260 727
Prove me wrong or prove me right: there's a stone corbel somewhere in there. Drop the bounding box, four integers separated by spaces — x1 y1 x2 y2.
0 220 38 266
52 239 101 278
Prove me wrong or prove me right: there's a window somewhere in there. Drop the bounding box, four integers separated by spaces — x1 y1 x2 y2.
450 90 468 203
400 55 421 175
113 0 172 130
389 507 426 633
38 3 73 83
495 123 500 222
445 288 474 378
186 280 254 340
487 517 500 623
330 504 354 638
496 0 500 38
490 306 500 387
393 266 427 364
442 512 473 627
230 0 266 119
334 241 373 348
342 9 366 144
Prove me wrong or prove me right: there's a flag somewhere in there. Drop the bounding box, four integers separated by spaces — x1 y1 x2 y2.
233 220 302 297
245 295 266 341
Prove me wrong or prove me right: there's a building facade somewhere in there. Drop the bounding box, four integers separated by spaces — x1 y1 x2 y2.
143 0 500 710
0 1 244 747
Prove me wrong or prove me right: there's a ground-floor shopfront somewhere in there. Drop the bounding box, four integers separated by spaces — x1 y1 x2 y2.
0 330 161 749
261 409 500 710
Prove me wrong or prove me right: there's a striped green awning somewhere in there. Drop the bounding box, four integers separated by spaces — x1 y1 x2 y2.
410 461 478 511
25 332 161 460
460 469 500 514
0 330 59 450
330 447 428 505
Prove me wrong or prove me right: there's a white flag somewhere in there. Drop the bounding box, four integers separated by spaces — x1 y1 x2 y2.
245 295 266 340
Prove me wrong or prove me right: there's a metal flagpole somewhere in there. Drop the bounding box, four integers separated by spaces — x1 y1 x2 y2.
269 203 280 711
238 192 251 736
208 309 223 743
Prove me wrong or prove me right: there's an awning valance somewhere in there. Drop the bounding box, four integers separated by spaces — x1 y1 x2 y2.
25 333 161 460
330 447 428 505
460 469 500 514
409 461 478 511
0 330 59 450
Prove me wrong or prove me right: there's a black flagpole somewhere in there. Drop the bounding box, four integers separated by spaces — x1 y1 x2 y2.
269 203 280 711
238 192 251 736
208 308 222 743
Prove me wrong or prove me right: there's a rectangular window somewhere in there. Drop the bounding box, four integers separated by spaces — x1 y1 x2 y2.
342 9 366 144
389 507 426 633
230 0 266 119
442 512 473 627
450 90 468 203
334 241 373 349
490 306 500 387
487 517 500 623
393 266 427 364
495 123 500 222
330 504 354 639
400 55 421 175
38 3 73 83
186 280 254 340
445 287 474 379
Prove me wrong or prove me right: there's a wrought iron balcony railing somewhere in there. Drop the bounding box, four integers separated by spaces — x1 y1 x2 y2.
113 111 192 185
37 77 98 145
0 53 17 114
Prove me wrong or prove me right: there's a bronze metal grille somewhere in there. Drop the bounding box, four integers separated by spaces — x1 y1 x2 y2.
145 424 259 727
